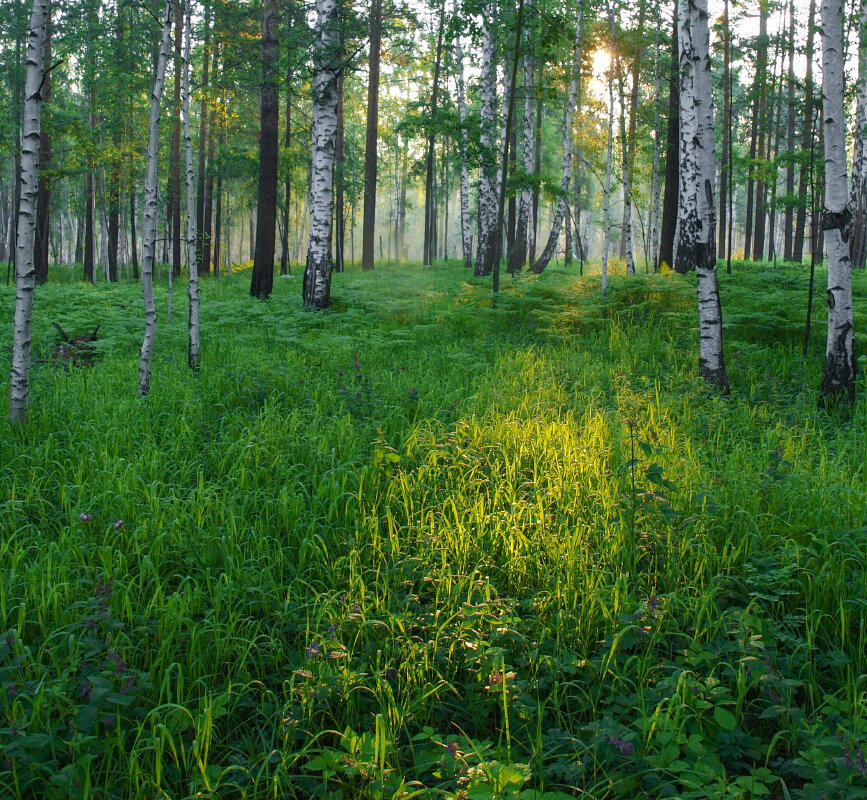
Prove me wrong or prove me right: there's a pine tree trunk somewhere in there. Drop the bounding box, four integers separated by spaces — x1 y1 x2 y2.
251 2 279 300
361 0 381 271
751 3 768 262
743 91 758 259
454 0 473 269
658 6 679 270
281 65 291 275
783 0 796 261
677 0 728 390
424 1 446 266
182 0 199 370
474 0 498 277
303 0 339 308
138 0 173 397
793 0 816 262
820 0 856 400
34 18 52 285
203 46 218 277
530 6 582 274
9 0 49 426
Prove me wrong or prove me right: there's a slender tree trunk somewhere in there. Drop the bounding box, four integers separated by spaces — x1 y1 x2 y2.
251 4 278 299
203 45 218 277
783 0 796 261
138 0 173 397
530 6 582 274
303 0 339 307
743 91 758 259
170 0 182 277
474 0 498 277
751 2 768 262
793 0 816 262
820 0 855 400
361 0 382 271
454 0 472 269
717 0 730 259
195 0 210 271
509 1 534 274
34 18 52 285
9 0 49 426
649 8 663 271
130 189 139 279
507 123 517 262
617 62 635 274
334 14 345 273
214 111 223 278
620 1 645 267
677 0 728 390
659 7 679 270
848 0 867 269
424 0 446 266
399 141 407 259
182 0 199 370
601 1 616 293
529 83 542 264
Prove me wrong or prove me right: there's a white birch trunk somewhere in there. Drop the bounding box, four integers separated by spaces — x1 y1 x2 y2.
9 0 49 426
618 65 635 274
303 0 339 308
454 0 472 269
182 0 199 371
601 2 616 295
474 0 498 277
529 6 582 274
821 0 856 398
138 0 173 397
509 6 534 274
848 0 867 268
677 0 728 390
649 10 663 271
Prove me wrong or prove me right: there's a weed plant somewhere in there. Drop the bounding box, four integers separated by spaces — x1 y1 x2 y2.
0 259 865 799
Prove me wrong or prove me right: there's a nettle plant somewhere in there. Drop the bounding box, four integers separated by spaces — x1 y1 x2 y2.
0 573 153 797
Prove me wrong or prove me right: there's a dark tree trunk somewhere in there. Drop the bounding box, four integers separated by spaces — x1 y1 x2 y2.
335 27 345 272
423 0 446 266
507 122 517 264
717 0 730 259
195 0 211 271
34 19 52 285
84 171 95 282
361 0 382 271
529 82 542 265
130 189 139 279
203 45 218 276
214 112 224 278
280 71 291 274
744 92 758 259
658 11 679 271
251 0 279 299
783 0 796 260
751 3 768 262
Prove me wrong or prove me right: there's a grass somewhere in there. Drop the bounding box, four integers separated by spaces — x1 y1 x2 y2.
0 257 866 799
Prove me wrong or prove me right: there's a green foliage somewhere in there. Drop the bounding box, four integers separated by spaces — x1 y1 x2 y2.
0 259 866 798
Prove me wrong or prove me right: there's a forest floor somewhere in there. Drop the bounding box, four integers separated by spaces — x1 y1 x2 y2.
1 258 867 799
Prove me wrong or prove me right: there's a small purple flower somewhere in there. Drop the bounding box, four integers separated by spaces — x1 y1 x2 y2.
608 736 634 755
6 633 14 649
845 745 854 769
6 685 16 699
385 667 397 680
85 618 98 630
647 594 660 612
488 670 503 686
79 513 92 523
113 520 124 531
446 741 459 757
102 716 115 729
858 745 866 777
114 659 128 677
305 641 321 660
79 682 92 701
120 677 135 695
352 603 360 614
9 724 18 738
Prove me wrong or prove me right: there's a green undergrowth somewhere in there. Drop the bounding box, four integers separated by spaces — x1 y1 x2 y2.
0 258 866 799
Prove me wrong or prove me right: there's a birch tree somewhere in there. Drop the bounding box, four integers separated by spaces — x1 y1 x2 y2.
508 0 534 274
9 0 50 426
454 0 472 269
138 0 173 397
648 9 663 271
183 0 199 371
849 0 867 269
303 0 339 308
674 0 728 389
473 0 498 277
601 1 616 295
820 0 856 399
529 4 582 275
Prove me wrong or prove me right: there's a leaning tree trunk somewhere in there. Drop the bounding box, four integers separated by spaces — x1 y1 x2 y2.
251 0 279 299
508 0 534 274
676 0 728 390
9 0 49 426
182 0 199 370
474 0 498 277
530 6 583 274
454 0 472 269
303 0 339 308
820 0 856 400
138 0 173 397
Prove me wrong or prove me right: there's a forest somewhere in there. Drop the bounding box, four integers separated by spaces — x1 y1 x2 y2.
2 0 867 796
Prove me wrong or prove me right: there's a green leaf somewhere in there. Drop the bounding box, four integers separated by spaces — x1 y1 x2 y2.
714 706 737 731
